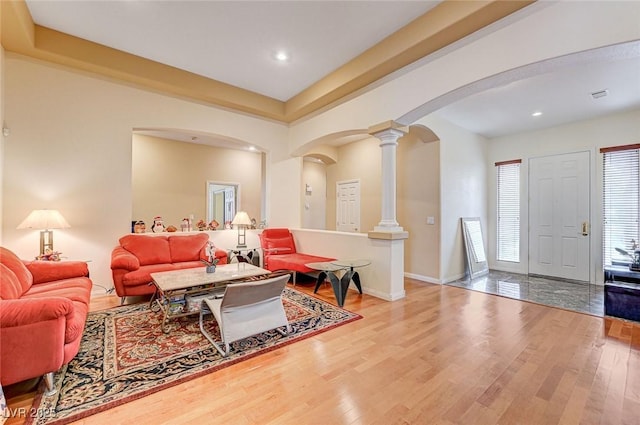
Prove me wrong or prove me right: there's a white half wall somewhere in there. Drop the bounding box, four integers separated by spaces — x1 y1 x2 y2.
292 228 405 301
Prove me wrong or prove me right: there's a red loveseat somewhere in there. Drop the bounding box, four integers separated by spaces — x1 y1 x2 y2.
110 233 228 302
259 228 335 284
0 247 92 394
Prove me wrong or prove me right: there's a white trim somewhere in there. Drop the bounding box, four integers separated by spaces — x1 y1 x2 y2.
404 272 442 284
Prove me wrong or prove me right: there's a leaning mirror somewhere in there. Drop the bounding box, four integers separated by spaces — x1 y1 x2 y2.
461 217 489 279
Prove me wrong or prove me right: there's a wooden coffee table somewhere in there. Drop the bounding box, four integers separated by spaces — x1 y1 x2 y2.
150 263 270 332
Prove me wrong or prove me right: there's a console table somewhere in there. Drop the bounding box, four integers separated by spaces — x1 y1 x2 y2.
227 247 261 267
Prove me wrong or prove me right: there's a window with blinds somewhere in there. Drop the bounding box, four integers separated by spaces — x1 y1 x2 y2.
496 160 521 262
602 146 640 266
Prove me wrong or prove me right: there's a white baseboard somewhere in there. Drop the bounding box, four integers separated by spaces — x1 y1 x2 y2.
362 287 406 301
441 272 466 284
402 272 467 284
404 272 442 284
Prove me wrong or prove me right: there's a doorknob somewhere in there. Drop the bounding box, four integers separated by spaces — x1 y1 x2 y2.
581 221 589 236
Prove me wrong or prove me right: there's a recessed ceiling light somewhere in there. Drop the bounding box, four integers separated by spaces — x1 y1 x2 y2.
248 146 256 151
532 111 543 117
274 51 289 62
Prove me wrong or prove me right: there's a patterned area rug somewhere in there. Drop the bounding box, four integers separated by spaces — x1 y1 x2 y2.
28 288 361 425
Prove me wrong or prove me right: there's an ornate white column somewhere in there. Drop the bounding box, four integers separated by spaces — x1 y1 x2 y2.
366 121 408 301
368 121 407 233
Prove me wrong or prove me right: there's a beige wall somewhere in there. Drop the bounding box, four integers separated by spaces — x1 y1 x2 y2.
3 56 288 289
419 115 488 283
301 160 327 230
132 134 262 229
326 137 381 233
0 45 4 243
397 135 440 281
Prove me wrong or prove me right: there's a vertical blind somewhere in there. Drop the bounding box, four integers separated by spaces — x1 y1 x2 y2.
496 160 521 262
602 146 640 265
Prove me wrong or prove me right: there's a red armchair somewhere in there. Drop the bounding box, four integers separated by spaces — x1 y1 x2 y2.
111 233 228 303
0 247 92 394
259 228 335 284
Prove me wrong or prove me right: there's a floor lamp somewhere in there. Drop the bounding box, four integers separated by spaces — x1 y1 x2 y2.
17 209 71 256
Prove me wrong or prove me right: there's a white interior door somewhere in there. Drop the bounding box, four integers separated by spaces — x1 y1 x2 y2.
336 180 360 232
224 188 235 223
529 151 590 281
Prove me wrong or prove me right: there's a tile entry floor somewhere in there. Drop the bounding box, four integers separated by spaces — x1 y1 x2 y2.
447 271 605 317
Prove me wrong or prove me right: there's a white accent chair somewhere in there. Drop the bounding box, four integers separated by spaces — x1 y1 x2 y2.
199 274 292 357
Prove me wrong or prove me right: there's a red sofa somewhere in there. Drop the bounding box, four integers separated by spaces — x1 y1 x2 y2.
0 247 92 394
259 228 335 284
110 233 228 302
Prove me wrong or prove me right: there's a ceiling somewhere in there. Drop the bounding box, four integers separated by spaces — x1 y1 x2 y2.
434 46 640 138
20 1 640 140
25 0 439 102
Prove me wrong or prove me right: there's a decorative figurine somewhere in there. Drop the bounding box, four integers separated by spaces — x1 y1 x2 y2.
133 220 146 233
36 248 62 261
152 216 165 233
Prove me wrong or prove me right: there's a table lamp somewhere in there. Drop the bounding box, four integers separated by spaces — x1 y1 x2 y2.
231 211 252 248
17 209 71 255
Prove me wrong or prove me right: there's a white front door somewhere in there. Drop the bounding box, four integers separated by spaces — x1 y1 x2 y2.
529 151 590 281
336 180 360 232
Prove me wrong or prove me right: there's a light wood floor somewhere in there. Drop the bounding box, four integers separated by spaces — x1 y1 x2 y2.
5 279 640 424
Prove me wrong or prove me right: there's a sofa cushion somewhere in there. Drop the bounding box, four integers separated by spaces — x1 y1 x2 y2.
0 247 33 297
262 236 296 254
121 264 179 287
25 260 89 284
169 233 208 263
172 261 205 271
267 253 335 274
119 235 172 266
23 278 93 303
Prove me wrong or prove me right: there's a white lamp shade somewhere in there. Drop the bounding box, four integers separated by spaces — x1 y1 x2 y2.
231 211 252 226
17 209 71 230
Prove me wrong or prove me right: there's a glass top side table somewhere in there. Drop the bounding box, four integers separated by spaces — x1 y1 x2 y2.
305 261 348 307
331 259 369 302
306 259 369 307
331 259 371 269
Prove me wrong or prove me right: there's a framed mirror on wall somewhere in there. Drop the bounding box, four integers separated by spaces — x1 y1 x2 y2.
461 217 489 279
207 181 240 226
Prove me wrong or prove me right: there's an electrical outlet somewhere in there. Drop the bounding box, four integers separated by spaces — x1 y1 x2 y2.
427 216 435 225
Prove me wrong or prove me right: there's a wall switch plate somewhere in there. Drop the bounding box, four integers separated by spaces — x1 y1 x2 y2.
427 216 435 225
